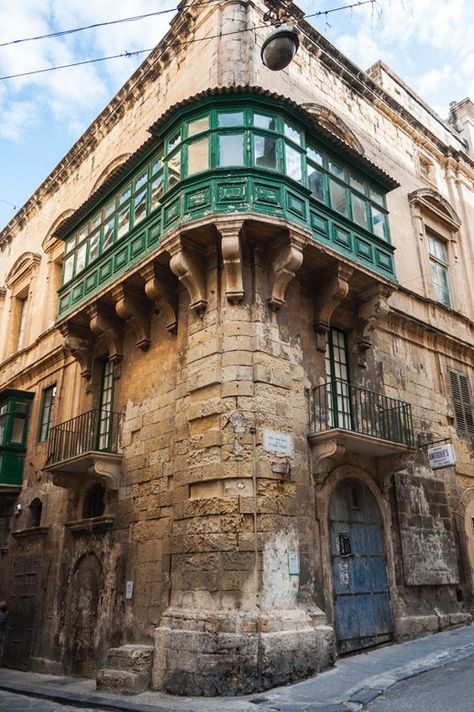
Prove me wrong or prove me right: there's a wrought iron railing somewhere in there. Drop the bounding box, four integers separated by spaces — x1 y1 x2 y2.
309 379 414 447
47 409 121 465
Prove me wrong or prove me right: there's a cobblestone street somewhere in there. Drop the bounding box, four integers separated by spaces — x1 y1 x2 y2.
0 690 99 712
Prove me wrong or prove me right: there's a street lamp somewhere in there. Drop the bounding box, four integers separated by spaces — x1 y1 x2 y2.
260 24 300 71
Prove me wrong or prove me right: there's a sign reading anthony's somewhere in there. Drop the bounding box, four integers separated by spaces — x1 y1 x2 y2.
428 443 456 469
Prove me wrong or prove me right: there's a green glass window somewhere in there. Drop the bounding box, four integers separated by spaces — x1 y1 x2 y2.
253 113 276 131
284 144 303 182
329 160 345 179
351 193 368 228
219 134 244 167
38 384 56 442
350 175 365 193
307 146 323 165
329 179 348 216
188 137 209 174
133 189 148 225
308 165 325 201
371 205 386 238
428 233 451 307
167 132 181 153
254 134 277 170
188 116 209 137
168 152 181 188
217 112 244 127
284 122 302 146
98 359 114 451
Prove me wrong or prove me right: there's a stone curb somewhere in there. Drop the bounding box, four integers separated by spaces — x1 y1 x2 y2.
0 680 194 712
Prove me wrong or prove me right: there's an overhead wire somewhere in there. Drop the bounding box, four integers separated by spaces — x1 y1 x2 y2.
0 1 376 81
0 0 222 49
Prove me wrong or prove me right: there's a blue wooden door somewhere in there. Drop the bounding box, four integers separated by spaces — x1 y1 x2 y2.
329 479 392 653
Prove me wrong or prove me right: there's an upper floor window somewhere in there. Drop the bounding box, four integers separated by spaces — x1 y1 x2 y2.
428 233 451 307
449 371 474 437
38 384 56 442
60 104 390 288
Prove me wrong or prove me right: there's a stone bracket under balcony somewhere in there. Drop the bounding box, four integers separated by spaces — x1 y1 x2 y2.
308 428 415 483
46 451 122 491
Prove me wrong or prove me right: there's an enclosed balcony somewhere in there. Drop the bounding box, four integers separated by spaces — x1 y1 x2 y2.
308 378 415 465
45 409 122 490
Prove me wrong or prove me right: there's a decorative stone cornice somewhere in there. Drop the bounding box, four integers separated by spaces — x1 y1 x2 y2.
355 284 393 368
267 228 305 310
313 262 353 351
5 252 41 289
140 262 178 333
217 220 245 304
408 188 461 231
88 303 123 363
60 323 93 380
168 234 208 315
113 284 151 351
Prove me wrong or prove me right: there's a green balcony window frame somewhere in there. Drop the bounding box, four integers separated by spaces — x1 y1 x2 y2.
0 390 34 487
58 96 395 304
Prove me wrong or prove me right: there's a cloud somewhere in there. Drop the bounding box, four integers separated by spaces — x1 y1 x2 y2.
0 0 174 139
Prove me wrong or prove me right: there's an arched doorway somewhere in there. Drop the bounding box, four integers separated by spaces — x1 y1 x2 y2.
64 553 103 677
329 478 392 653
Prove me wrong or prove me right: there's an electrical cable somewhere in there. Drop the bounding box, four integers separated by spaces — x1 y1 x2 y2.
0 0 222 49
0 1 376 81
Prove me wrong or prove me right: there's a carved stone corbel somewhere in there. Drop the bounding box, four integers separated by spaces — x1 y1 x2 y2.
313 263 353 351
112 284 150 350
140 263 178 333
308 435 346 484
217 220 244 303
60 323 93 379
376 452 416 492
168 236 207 315
355 285 393 368
87 303 123 363
267 230 305 310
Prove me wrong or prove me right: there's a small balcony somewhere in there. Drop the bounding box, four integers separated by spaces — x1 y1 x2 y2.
46 409 122 490
308 379 415 464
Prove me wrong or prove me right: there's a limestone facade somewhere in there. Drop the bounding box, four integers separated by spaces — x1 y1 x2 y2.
0 0 473 696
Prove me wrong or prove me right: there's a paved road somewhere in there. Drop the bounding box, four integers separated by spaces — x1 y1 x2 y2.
0 690 101 712
367 653 474 712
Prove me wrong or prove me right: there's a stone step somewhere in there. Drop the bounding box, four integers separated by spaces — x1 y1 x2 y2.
104 644 154 674
96 668 149 695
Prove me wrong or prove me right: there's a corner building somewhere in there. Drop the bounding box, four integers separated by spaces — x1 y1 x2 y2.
1 0 474 696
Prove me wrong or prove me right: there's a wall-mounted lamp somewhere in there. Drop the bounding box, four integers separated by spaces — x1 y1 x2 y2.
261 24 300 71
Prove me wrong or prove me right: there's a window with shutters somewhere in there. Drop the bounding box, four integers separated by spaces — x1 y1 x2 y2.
449 371 474 436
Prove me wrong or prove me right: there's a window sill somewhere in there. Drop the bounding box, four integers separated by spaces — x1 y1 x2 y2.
65 515 115 535
11 526 49 539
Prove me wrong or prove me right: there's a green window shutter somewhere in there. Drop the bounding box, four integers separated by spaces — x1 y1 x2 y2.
449 371 474 436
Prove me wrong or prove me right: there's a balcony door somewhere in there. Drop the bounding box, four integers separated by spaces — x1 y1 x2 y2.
325 329 351 430
98 358 114 451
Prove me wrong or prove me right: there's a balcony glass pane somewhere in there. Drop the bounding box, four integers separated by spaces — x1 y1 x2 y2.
254 135 277 170
89 230 100 262
135 171 147 191
284 144 303 182
10 417 25 444
120 185 131 204
117 204 130 239
63 255 74 283
329 161 344 178
351 193 368 228
219 134 244 166
151 174 164 210
253 113 276 130
0 414 6 445
103 216 115 250
308 165 325 201
217 112 244 127
134 189 147 224
307 146 323 165
188 137 209 174
329 179 348 216
168 152 181 188
76 243 87 274
188 116 209 137
167 132 181 153
284 122 302 146
371 206 386 238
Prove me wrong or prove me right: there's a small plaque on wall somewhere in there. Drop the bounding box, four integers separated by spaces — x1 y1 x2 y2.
263 430 293 457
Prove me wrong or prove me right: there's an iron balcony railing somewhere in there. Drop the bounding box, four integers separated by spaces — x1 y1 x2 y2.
309 378 415 448
47 409 121 466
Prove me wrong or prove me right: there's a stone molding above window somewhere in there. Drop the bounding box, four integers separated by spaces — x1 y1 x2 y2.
408 188 461 309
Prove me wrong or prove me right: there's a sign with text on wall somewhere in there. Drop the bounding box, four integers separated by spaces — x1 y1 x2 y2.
428 443 456 469
263 430 293 457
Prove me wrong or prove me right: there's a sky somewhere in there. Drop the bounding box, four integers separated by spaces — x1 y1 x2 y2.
0 0 473 232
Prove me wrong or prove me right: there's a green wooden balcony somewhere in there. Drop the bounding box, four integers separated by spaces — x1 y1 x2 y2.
56 92 397 320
